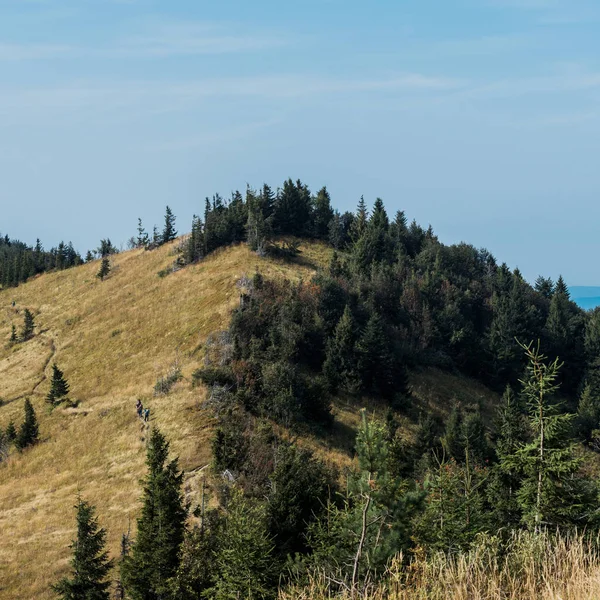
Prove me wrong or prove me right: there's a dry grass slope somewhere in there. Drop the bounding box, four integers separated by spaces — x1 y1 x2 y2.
0 239 501 599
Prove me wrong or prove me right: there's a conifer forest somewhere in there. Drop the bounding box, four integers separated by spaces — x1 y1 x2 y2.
3 180 600 599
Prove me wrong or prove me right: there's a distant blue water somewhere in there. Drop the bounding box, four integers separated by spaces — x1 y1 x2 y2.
569 287 600 310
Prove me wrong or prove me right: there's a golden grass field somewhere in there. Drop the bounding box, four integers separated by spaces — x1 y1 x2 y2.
0 239 502 599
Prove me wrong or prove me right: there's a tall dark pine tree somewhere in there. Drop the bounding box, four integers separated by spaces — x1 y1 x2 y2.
47 364 70 407
122 428 186 600
137 218 149 248
162 206 177 244
53 498 113 600
20 308 35 341
15 398 39 450
96 258 110 281
313 186 334 239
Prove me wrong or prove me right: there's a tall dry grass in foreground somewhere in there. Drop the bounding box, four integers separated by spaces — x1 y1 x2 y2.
281 531 600 600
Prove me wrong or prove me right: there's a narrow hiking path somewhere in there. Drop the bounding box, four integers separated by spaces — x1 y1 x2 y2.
2 334 57 405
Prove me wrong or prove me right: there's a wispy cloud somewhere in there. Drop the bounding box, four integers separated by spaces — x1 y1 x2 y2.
0 21 285 61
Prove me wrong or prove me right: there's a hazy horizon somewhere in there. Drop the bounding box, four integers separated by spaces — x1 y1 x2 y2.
1 0 600 284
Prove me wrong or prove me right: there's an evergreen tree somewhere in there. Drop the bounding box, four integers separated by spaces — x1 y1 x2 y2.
212 488 275 600
162 206 177 244
356 312 402 399
15 399 39 450
442 405 464 462
323 306 360 393
9 324 17 343
97 239 117 257
122 428 186 600
349 196 369 242
137 218 149 248
20 308 35 341
85 250 94 262
313 186 334 239
53 498 113 600
577 384 600 442
47 364 70 407
508 342 590 530
489 385 526 527
96 258 110 281
534 276 554 299
5 420 17 443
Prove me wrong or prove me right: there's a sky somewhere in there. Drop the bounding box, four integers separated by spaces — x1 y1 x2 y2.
0 0 599 284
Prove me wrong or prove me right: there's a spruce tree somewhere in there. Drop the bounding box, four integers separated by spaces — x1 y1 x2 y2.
96 257 110 281
122 428 186 599
577 384 600 441
5 420 17 443
47 363 70 407
15 398 39 450
213 488 275 600
20 308 35 341
162 206 177 244
85 250 95 262
313 186 334 238
442 405 464 462
137 218 149 248
9 324 17 343
53 498 113 600
508 342 590 530
323 305 359 393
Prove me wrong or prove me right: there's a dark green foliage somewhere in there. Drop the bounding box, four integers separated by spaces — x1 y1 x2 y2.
53 498 113 600
15 398 39 450
312 186 334 238
47 364 70 407
9 324 17 343
122 428 186 600
162 206 177 244
323 306 360 393
0 233 82 288
577 384 600 441
273 179 312 236
504 343 593 529
5 420 17 443
96 239 117 257
267 444 333 554
212 488 275 600
20 308 35 341
136 218 149 248
96 257 110 281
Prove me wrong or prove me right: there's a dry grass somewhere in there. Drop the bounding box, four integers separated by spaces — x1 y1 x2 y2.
280 531 600 600
0 240 329 599
0 239 503 599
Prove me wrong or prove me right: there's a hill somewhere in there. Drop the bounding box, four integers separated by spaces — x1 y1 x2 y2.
0 239 500 599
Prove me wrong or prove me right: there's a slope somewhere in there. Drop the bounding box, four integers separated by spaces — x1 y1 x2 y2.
0 239 499 599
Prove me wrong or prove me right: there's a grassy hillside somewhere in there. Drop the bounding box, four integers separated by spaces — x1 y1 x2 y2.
0 239 500 599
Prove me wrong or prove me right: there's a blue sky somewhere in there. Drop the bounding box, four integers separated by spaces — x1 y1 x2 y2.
1 0 599 284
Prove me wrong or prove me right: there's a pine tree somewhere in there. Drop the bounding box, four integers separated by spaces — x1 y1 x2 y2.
508 342 590 530
9 324 17 343
20 308 35 341
5 420 17 443
122 428 186 599
350 196 369 243
47 363 70 407
137 218 149 248
577 384 600 441
53 498 113 600
15 399 39 450
162 206 177 244
534 276 554 299
323 305 359 393
442 405 465 462
85 250 94 262
313 186 334 238
96 257 110 281
213 488 275 600
356 312 399 399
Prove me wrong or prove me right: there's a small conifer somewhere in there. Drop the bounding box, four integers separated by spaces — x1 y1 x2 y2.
9 324 17 343
96 257 111 281
20 308 35 341
47 364 70 407
53 497 113 600
5 420 17 443
15 399 39 450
